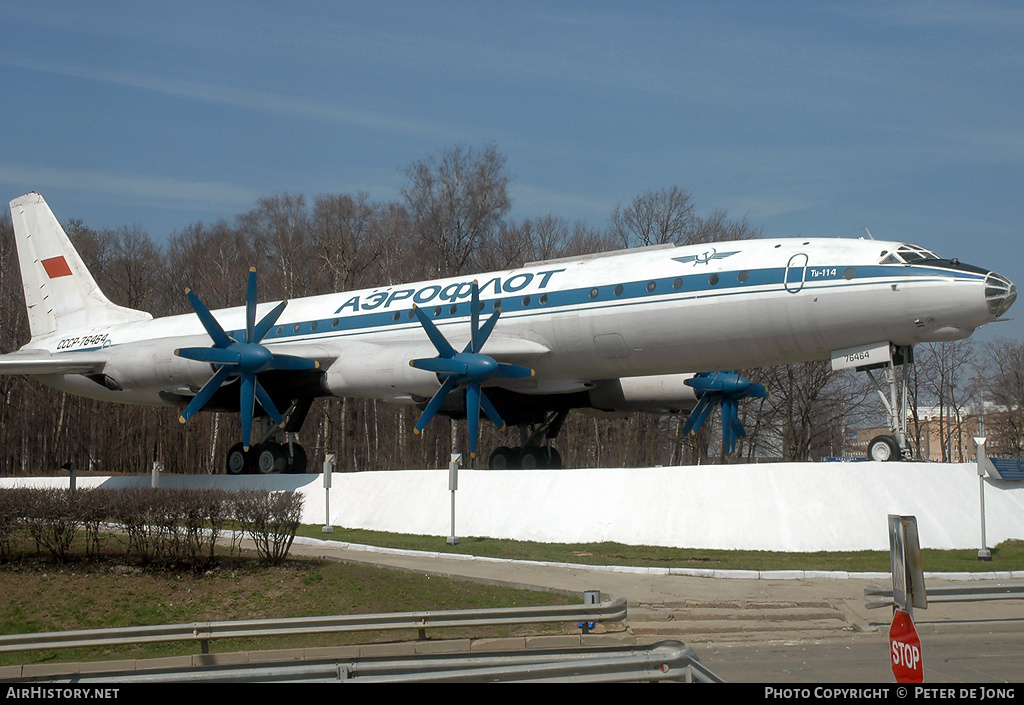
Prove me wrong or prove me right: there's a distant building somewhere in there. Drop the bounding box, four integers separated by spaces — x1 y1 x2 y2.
850 404 992 462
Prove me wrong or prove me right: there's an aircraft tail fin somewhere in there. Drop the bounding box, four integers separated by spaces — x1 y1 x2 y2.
8 193 152 341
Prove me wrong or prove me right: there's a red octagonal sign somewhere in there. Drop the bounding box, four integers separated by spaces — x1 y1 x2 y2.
890 609 924 683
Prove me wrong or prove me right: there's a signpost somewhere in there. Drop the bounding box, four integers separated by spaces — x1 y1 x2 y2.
888 514 927 683
889 609 924 683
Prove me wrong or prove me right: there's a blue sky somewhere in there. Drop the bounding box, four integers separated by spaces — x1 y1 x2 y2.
2 1 1022 338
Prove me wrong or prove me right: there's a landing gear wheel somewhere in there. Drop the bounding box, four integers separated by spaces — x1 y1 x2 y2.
518 446 548 470
226 443 251 475
256 442 287 474
868 435 900 462
488 446 519 470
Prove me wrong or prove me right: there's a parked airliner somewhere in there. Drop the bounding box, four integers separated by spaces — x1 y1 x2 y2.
1 193 1015 471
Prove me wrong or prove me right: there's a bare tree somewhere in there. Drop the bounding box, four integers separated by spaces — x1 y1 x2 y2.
687 208 763 244
610 186 695 248
308 193 395 292
165 220 256 311
402 142 511 278
980 338 1024 457
915 341 978 462
753 362 872 461
237 193 314 299
610 187 763 249
99 224 161 312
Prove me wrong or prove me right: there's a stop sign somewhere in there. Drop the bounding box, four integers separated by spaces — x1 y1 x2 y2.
890 609 924 682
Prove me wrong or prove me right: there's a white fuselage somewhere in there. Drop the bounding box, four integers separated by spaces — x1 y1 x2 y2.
31 237 1004 407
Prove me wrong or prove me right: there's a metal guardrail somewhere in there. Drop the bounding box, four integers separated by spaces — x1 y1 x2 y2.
0 598 627 655
865 582 1024 609
25 641 723 684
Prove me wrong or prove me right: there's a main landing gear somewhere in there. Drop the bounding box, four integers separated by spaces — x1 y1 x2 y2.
487 410 568 470
226 438 308 475
224 398 312 474
488 444 563 470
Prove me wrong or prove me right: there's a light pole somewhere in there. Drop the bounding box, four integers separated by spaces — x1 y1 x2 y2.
322 453 336 533
447 453 461 545
974 436 991 561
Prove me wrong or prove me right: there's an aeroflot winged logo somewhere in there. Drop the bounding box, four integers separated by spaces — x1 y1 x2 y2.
672 249 740 266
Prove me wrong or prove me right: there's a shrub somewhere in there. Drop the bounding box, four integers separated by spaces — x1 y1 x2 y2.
232 490 304 565
0 487 302 568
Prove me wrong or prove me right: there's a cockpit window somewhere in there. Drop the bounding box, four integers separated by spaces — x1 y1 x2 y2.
897 244 939 262
879 244 940 264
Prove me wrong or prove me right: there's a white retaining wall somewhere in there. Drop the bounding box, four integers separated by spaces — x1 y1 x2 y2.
3 462 1022 552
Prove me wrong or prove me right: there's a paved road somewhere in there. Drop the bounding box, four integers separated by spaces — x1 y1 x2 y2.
289 536 1024 683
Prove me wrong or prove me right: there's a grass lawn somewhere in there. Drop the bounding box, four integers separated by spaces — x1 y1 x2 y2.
0 552 573 667
297 525 1024 574
2 527 1021 668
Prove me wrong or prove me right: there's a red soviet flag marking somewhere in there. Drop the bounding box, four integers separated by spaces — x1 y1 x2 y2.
42 256 73 279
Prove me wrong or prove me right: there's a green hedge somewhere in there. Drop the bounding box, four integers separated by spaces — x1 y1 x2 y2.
0 487 303 567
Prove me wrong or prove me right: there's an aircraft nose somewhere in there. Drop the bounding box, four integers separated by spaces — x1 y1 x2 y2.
985 271 1017 318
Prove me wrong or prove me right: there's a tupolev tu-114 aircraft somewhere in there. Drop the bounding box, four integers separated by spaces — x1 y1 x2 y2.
0 192 1016 472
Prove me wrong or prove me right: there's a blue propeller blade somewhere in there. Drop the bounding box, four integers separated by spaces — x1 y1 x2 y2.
684 371 768 456
466 383 481 457
470 280 481 353
175 269 319 448
246 268 258 344
411 357 470 376
478 389 507 432
185 289 233 349
409 280 528 459
175 347 241 365
253 300 289 343
414 376 458 434
269 354 319 371
179 365 233 423
682 395 714 436
254 379 285 428
473 308 502 352
240 374 256 449
494 362 535 379
412 306 458 359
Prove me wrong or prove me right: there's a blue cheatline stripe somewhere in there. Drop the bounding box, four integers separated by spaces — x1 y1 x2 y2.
60 262 983 353
242 263 977 346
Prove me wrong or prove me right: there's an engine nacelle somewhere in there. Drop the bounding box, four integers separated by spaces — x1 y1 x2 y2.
101 337 212 392
587 373 699 415
322 342 440 400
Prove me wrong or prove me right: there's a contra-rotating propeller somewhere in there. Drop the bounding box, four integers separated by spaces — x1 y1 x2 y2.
409 281 534 459
174 268 319 450
682 371 769 456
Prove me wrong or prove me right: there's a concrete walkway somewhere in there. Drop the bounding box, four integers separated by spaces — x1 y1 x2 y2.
286 535 1024 645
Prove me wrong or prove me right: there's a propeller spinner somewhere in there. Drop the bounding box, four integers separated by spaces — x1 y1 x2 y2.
175 268 319 449
683 371 769 456
409 281 533 459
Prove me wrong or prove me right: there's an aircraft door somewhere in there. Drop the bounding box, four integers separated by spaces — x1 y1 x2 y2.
785 253 809 293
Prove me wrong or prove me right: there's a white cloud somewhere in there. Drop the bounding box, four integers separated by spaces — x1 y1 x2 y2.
0 161 256 207
2 57 466 142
